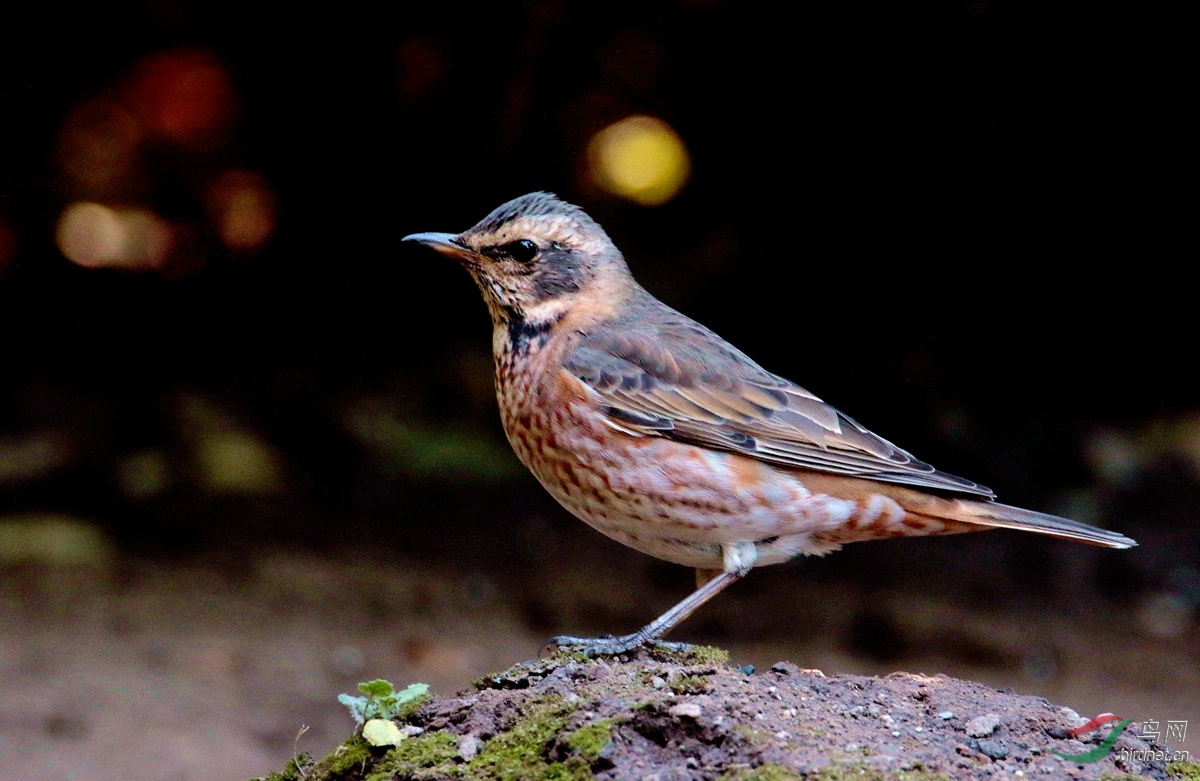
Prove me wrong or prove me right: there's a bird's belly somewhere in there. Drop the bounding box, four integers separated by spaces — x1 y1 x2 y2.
502 376 879 569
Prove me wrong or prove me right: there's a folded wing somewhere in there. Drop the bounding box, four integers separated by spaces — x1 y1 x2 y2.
563 294 995 499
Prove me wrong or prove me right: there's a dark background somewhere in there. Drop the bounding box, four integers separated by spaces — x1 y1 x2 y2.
0 2 1195 779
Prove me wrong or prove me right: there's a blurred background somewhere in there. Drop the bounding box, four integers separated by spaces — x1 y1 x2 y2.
0 1 1195 779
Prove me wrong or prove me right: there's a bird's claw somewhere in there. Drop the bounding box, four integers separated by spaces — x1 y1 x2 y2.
547 634 695 658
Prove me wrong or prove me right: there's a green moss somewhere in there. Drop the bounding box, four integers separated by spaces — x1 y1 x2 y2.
734 724 773 747
648 643 730 665
364 732 459 781
310 736 372 780
258 753 310 781
260 708 617 781
669 675 709 695
464 695 585 781
394 691 432 722
562 718 618 762
1169 760 1200 781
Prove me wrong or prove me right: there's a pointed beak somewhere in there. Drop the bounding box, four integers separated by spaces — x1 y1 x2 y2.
402 231 474 262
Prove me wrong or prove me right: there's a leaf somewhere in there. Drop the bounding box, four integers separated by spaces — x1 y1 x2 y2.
337 693 368 724
358 680 396 698
394 683 429 705
341 680 430 724
363 719 405 747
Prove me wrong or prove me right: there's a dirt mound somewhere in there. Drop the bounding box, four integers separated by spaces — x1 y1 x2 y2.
262 647 1193 780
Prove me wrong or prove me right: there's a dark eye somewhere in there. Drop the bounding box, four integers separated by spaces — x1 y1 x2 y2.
503 239 538 263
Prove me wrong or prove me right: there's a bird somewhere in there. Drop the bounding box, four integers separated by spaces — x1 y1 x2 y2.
403 192 1136 657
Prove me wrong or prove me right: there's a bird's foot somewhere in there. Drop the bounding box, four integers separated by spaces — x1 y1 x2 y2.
547 633 694 658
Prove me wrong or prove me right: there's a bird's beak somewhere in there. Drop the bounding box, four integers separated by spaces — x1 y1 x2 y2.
402 232 474 262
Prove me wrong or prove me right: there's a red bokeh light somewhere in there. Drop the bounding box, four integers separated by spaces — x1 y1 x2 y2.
125 49 238 149
0 218 15 277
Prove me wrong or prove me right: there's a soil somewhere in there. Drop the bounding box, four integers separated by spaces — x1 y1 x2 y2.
263 648 1194 780
1 532 1195 781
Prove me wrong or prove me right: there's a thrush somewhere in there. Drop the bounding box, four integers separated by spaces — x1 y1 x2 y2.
404 192 1136 657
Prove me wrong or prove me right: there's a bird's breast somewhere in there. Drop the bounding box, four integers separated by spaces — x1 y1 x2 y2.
493 340 938 568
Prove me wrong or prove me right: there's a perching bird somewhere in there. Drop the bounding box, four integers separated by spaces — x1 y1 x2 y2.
403 192 1135 656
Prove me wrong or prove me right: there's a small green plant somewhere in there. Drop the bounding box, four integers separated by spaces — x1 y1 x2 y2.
669 675 710 695
338 679 429 724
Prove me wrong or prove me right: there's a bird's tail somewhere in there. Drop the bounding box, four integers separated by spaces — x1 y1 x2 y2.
937 500 1137 549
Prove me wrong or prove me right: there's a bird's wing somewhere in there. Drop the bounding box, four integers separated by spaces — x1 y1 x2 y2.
563 301 995 498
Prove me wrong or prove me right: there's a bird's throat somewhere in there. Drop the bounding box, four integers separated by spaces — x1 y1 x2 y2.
496 309 563 357
507 314 555 352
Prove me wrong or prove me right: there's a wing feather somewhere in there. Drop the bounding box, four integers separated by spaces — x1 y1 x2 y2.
563 292 994 498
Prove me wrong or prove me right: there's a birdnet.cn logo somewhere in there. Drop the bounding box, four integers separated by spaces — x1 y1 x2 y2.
1052 713 1190 764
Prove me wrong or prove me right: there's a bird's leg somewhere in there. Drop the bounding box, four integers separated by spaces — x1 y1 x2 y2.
549 542 755 657
548 570 743 656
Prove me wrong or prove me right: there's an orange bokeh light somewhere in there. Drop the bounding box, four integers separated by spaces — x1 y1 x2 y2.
206 170 278 252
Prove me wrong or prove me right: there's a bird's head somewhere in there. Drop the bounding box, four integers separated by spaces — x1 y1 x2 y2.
404 192 634 332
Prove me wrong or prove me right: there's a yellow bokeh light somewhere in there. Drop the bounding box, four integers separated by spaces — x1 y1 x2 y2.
196 431 283 495
587 115 690 206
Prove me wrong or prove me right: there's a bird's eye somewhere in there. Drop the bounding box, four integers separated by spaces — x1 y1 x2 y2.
503 239 538 263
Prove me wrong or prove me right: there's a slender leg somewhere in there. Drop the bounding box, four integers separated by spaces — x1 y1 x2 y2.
549 542 756 657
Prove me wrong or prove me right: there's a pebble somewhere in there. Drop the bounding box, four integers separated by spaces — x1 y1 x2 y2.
966 714 1002 737
938 711 955 720
977 738 1010 760
457 734 478 761
669 703 702 719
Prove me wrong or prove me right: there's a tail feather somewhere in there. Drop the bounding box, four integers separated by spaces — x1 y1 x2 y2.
950 501 1137 549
